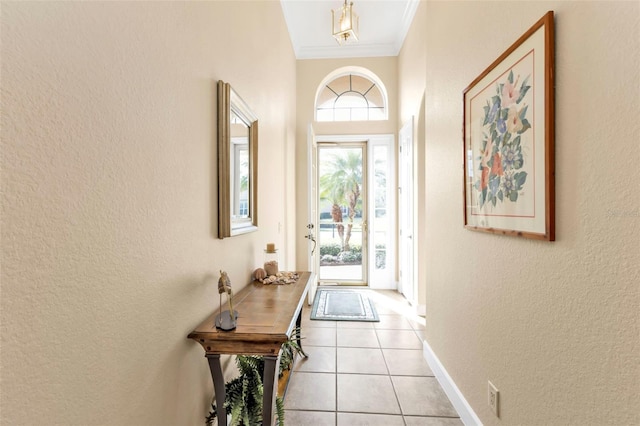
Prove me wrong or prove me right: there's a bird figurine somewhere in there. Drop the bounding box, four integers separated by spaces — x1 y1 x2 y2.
216 270 237 330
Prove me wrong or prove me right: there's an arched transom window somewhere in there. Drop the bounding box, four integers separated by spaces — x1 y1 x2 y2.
316 72 387 122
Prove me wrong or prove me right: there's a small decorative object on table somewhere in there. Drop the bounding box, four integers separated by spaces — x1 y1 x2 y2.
215 270 237 331
254 267 267 281
261 271 300 285
264 243 279 276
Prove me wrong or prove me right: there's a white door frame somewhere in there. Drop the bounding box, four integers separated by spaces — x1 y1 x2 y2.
310 133 396 290
399 118 417 305
307 124 319 304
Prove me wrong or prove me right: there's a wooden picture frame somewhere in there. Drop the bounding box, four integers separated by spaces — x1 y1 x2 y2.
463 11 555 241
218 81 259 239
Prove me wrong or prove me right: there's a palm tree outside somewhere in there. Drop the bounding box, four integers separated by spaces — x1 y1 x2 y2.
318 147 363 257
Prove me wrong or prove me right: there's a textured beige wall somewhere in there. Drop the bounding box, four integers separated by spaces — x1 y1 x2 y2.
295 57 398 270
1 2 296 425
400 1 640 424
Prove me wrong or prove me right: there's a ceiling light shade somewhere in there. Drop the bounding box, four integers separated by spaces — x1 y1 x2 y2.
332 0 359 45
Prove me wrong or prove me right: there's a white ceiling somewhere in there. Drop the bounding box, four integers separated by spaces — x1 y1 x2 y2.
280 0 419 59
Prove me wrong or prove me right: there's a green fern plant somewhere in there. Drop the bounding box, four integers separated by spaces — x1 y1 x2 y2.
279 330 306 379
228 355 264 426
206 329 305 426
275 394 285 425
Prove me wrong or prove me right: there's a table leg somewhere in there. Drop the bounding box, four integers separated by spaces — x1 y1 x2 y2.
262 355 278 426
206 355 227 426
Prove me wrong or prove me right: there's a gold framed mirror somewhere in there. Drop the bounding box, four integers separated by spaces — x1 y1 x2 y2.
218 80 258 238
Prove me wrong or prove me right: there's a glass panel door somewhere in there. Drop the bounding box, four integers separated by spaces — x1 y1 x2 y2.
370 144 391 285
367 135 396 289
317 143 367 285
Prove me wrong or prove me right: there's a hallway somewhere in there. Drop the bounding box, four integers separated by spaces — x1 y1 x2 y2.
284 290 463 425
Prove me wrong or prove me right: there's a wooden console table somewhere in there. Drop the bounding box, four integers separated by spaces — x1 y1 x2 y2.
188 271 312 426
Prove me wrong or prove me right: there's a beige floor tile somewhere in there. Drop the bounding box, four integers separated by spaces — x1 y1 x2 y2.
413 327 427 341
283 291 461 424
337 412 405 425
303 309 337 328
305 319 339 328
284 372 335 411
336 320 375 329
407 317 427 331
391 376 458 417
376 329 423 349
303 327 337 346
367 291 412 315
337 374 401 414
370 303 399 315
294 346 336 373
337 347 388 375
284 410 336 425
382 349 433 376
337 328 380 348
374 314 414 330
403 416 464 425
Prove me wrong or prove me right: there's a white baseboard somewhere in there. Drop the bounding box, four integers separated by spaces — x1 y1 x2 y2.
423 339 483 426
416 303 426 316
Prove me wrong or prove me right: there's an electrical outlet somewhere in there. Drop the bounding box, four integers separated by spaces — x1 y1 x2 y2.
488 381 499 417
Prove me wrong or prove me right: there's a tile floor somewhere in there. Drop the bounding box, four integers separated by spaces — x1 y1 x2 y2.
283 289 463 426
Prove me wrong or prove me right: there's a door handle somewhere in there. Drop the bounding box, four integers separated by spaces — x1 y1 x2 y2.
304 224 317 255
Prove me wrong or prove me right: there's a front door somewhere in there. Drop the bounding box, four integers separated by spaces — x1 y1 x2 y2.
317 142 367 285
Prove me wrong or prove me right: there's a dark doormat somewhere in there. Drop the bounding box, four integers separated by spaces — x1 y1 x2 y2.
310 288 379 322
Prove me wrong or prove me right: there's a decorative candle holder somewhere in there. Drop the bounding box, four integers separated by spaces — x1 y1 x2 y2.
264 243 279 276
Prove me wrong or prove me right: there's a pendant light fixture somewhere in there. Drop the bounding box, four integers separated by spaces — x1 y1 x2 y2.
332 0 359 45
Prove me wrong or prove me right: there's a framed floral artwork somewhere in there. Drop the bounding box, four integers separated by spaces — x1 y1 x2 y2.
463 11 555 241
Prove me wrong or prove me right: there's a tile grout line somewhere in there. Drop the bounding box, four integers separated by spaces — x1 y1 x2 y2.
291 292 462 424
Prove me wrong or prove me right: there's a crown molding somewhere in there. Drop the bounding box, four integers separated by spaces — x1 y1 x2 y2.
394 0 420 53
296 42 399 60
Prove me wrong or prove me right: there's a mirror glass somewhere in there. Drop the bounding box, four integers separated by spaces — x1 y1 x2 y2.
230 111 250 221
218 81 258 238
